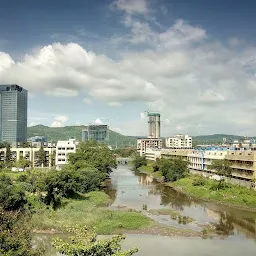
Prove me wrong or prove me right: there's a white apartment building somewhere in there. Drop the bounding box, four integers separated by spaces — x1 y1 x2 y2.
55 139 77 169
137 138 162 156
166 134 192 149
0 147 56 168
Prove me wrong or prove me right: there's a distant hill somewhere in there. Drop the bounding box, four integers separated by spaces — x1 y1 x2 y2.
27 125 137 148
192 134 255 144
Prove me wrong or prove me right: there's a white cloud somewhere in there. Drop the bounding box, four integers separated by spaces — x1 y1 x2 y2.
51 115 69 127
113 0 149 15
1 6 256 135
95 118 103 125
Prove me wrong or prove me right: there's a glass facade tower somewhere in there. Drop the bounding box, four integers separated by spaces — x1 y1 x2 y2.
82 125 109 143
0 85 28 144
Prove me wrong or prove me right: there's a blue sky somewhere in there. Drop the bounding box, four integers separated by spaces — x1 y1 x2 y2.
1 0 256 136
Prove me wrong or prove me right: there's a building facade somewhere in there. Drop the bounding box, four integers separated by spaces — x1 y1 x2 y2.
145 147 256 188
166 134 192 149
0 146 56 168
137 138 162 156
147 112 160 138
0 85 27 145
82 125 109 143
55 139 77 169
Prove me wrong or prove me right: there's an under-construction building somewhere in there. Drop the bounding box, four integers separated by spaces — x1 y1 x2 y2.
137 111 162 155
147 112 160 138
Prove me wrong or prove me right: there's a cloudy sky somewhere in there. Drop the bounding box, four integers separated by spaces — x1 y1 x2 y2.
1 0 256 136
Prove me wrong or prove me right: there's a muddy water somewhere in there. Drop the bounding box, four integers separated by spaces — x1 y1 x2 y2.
37 165 256 255
106 166 256 239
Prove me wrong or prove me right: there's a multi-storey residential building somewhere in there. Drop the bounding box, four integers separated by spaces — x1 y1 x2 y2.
0 85 27 145
137 138 162 156
82 125 109 143
166 134 192 149
55 139 77 169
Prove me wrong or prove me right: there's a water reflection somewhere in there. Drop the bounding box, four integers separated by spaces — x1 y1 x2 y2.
106 166 256 241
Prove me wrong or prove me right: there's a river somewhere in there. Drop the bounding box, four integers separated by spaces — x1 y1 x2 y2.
36 165 256 255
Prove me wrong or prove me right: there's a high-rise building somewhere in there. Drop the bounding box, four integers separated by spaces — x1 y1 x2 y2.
147 111 160 138
137 111 162 155
0 85 28 144
82 125 109 143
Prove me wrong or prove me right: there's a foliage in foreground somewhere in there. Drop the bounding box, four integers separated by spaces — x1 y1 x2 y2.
53 225 138 256
0 208 43 256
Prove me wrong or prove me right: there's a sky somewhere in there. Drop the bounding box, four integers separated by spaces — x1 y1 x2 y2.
1 0 256 136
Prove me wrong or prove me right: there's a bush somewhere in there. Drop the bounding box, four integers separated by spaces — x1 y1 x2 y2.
192 176 206 186
0 174 27 211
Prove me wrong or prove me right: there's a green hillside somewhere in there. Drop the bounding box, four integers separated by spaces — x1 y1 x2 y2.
27 125 137 148
192 134 255 144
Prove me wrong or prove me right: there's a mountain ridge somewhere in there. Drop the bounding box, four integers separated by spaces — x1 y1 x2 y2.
27 125 255 147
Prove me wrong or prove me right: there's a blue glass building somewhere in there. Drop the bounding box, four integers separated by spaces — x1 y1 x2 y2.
0 85 28 144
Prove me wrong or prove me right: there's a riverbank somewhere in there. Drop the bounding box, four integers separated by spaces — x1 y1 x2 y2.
32 190 202 237
138 166 256 211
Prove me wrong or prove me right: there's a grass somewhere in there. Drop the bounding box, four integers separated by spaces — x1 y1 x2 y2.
138 164 163 180
169 176 256 209
31 191 154 234
148 209 194 224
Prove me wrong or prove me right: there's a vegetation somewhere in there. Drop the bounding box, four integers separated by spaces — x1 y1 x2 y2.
53 225 138 256
37 146 46 167
27 125 137 148
132 155 147 169
170 175 256 208
0 209 43 256
31 191 153 234
113 147 137 157
148 209 194 224
0 174 27 211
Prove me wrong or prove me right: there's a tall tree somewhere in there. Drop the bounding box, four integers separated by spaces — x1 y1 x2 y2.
37 146 46 167
5 143 12 167
68 141 117 173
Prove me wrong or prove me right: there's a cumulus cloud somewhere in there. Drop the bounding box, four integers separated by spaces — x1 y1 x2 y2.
51 115 69 127
1 1 256 135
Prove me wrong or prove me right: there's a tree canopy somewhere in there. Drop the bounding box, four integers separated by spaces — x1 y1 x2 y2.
53 225 138 256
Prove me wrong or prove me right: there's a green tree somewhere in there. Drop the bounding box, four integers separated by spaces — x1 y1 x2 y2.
68 141 117 173
5 143 12 167
158 158 188 182
132 155 147 169
16 157 31 169
209 159 232 190
37 146 46 167
53 225 138 256
0 175 27 211
19 142 32 148
0 208 43 256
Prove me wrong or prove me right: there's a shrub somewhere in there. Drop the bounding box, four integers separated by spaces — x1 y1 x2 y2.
192 176 206 186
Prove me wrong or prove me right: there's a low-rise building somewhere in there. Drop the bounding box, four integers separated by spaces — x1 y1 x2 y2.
55 139 77 169
137 138 162 156
166 134 192 149
0 146 56 168
143 147 256 188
